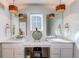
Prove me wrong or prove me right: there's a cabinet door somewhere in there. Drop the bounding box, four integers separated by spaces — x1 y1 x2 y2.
14 48 24 58
60 48 73 58
74 44 79 58
50 48 60 58
0 44 2 58
2 48 14 58
2 43 24 58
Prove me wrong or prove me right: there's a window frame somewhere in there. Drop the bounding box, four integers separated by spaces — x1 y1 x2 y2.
30 14 43 31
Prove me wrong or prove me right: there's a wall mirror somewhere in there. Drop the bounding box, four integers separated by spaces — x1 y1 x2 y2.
46 13 56 36
18 14 27 37
46 13 64 37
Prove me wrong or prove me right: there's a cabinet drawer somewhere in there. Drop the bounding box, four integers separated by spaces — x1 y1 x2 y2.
50 48 60 54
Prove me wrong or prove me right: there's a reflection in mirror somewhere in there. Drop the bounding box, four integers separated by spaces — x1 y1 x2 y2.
46 11 65 38
9 14 19 38
46 13 56 36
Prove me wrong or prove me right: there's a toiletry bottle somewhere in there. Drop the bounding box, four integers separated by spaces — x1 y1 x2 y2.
5 24 10 38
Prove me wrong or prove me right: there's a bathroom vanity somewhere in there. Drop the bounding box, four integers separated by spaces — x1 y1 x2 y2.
0 38 73 58
0 39 24 58
0 43 2 57
24 38 73 58
2 43 24 58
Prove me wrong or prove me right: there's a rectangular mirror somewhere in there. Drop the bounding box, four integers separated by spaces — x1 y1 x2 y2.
19 14 27 37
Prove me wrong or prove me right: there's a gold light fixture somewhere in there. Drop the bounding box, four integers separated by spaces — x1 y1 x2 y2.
19 13 27 22
47 13 55 19
9 0 18 14
19 14 25 19
56 0 66 13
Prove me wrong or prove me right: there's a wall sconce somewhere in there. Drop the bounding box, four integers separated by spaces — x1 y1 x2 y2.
19 13 25 19
47 13 55 19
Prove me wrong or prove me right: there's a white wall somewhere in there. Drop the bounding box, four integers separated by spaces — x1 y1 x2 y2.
0 8 19 41
0 8 10 40
63 0 79 41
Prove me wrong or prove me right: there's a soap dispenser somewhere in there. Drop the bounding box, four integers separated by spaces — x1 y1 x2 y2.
5 24 11 38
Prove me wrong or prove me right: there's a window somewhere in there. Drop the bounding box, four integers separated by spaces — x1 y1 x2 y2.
30 14 43 31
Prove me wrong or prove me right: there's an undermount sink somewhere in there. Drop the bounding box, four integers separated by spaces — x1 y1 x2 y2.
47 38 73 43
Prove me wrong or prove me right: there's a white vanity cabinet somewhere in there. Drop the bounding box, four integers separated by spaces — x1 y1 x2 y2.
50 48 60 58
60 48 73 58
14 48 24 58
74 44 79 58
50 43 73 58
0 44 2 58
2 43 24 58
2 48 13 58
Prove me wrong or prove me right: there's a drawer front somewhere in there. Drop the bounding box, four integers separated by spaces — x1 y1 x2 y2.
50 48 60 54
50 48 60 58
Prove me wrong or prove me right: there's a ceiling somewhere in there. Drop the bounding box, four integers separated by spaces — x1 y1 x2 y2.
0 0 75 11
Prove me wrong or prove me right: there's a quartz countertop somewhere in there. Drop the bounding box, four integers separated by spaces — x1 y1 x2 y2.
24 38 74 47
0 37 25 43
0 37 74 46
24 40 51 47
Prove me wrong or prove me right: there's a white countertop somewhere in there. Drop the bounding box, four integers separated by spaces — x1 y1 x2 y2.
0 37 25 43
0 37 74 47
24 38 74 47
24 40 51 47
